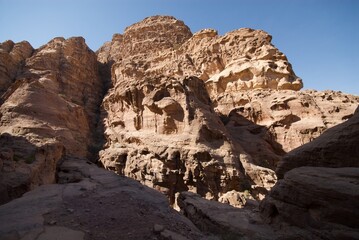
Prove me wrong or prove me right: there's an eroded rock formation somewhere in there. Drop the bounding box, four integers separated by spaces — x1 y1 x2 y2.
221 89 359 154
259 107 359 239
276 105 359 178
0 40 33 96
0 37 104 204
1 14 359 240
97 15 358 203
100 75 254 204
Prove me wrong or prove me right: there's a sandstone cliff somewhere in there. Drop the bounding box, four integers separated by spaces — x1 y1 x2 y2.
1 15 358 207
0 14 358 240
276 105 359 178
0 37 105 204
97 16 358 203
259 107 359 239
0 40 33 96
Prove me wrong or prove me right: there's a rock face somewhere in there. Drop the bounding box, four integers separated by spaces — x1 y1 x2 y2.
99 16 302 92
1 14 359 240
100 75 256 204
0 134 64 204
97 15 358 203
222 89 359 154
0 37 104 204
260 109 359 239
260 167 359 238
0 40 33 96
276 106 359 178
99 15 307 203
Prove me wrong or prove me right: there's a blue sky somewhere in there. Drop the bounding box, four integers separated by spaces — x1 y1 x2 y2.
0 0 358 95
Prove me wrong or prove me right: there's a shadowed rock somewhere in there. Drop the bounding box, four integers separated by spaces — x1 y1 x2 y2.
276 106 359 178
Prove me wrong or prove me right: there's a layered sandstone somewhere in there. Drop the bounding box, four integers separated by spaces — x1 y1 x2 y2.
98 16 358 204
0 40 33 95
259 108 359 239
0 14 358 240
1 15 358 211
101 17 302 92
0 37 104 204
97 16 358 203
276 106 359 178
100 75 256 204
220 89 359 154
99 16 303 203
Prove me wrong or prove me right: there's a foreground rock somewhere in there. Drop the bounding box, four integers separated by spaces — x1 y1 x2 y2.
0 134 64 204
0 158 204 240
260 167 359 239
178 191 274 239
260 109 359 239
178 191 332 240
276 106 359 178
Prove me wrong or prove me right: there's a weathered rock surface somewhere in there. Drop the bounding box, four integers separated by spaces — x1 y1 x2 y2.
178 191 274 239
1 36 104 156
276 106 359 178
0 134 64 204
99 16 302 92
178 191 330 240
260 109 359 239
100 75 259 204
97 15 303 204
1 14 359 240
98 15 358 204
0 37 105 204
260 167 359 239
220 89 359 154
0 40 34 96
0 158 204 240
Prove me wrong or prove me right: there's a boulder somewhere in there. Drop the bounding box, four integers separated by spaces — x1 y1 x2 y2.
260 167 359 239
178 191 275 240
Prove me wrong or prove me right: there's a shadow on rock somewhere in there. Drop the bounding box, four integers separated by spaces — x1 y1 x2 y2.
0 133 64 205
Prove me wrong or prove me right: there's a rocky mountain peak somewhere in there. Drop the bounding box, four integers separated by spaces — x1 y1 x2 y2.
98 15 302 94
120 15 192 58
